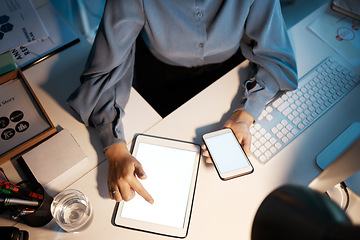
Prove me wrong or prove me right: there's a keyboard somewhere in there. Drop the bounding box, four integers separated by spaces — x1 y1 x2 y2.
250 57 360 164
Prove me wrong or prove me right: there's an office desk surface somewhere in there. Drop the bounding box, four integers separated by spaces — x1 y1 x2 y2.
5 2 360 240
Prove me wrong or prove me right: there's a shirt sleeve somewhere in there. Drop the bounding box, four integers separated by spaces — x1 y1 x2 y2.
238 0 298 121
67 0 145 149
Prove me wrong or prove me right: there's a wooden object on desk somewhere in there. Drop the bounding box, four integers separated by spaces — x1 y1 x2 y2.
0 69 57 164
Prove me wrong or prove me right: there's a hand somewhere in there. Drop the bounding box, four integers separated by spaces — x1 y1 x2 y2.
105 142 154 204
202 110 254 164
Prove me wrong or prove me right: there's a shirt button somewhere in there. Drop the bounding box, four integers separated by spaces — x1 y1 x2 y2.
199 43 204 48
197 12 203 18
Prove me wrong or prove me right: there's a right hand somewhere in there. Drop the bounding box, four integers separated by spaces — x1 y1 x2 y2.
105 142 154 204
202 110 254 164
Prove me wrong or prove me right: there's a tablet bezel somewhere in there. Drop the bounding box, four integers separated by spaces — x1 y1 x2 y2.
112 134 201 238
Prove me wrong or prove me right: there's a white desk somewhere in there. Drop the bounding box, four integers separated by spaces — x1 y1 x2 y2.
3 2 360 240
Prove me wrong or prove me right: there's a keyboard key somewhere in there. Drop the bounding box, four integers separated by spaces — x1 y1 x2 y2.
281 119 288 126
278 102 289 112
265 106 273 113
270 146 277 153
302 119 310 126
249 127 256 134
281 128 288 135
291 129 298 135
276 132 283 139
293 117 301 125
265 133 271 139
259 155 267 162
271 127 279 134
272 98 283 108
265 151 272 158
259 128 267 135
282 136 289 143
287 132 294 139
254 150 261 157
254 132 261 139
259 146 267 153
266 115 273 121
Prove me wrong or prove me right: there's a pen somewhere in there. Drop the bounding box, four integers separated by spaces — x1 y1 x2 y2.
0 188 11 195
1 197 39 207
0 182 44 200
0 187 35 201
11 208 36 220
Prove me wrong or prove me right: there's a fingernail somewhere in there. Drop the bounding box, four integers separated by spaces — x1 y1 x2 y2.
139 173 147 179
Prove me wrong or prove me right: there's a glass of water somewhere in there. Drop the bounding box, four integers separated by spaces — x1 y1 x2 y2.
51 189 93 233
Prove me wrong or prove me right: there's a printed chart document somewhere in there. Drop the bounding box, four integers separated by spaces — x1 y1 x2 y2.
0 79 50 155
0 0 49 55
10 2 80 69
308 12 360 66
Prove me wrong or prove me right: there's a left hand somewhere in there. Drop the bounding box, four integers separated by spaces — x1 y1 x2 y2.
202 110 254 164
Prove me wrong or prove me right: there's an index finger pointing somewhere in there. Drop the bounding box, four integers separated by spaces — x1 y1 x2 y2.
130 178 154 204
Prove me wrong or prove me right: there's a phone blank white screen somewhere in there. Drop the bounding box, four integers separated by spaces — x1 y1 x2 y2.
206 131 249 174
119 142 196 228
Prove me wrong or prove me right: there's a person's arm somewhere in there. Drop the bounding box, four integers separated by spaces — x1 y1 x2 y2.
67 0 152 202
238 0 298 121
68 0 145 147
203 1 297 162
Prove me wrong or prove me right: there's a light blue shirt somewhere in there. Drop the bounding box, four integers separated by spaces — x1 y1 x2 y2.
68 0 298 149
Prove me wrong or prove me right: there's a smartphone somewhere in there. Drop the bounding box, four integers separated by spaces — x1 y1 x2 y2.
202 128 253 180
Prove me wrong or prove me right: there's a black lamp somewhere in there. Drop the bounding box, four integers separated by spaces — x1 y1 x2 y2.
251 185 360 240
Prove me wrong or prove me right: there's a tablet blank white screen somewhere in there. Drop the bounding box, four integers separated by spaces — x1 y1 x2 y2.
119 142 196 228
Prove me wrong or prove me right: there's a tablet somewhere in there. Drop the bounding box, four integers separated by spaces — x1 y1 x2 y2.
112 134 201 238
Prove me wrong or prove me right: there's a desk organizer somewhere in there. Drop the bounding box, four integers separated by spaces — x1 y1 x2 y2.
4 180 54 227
